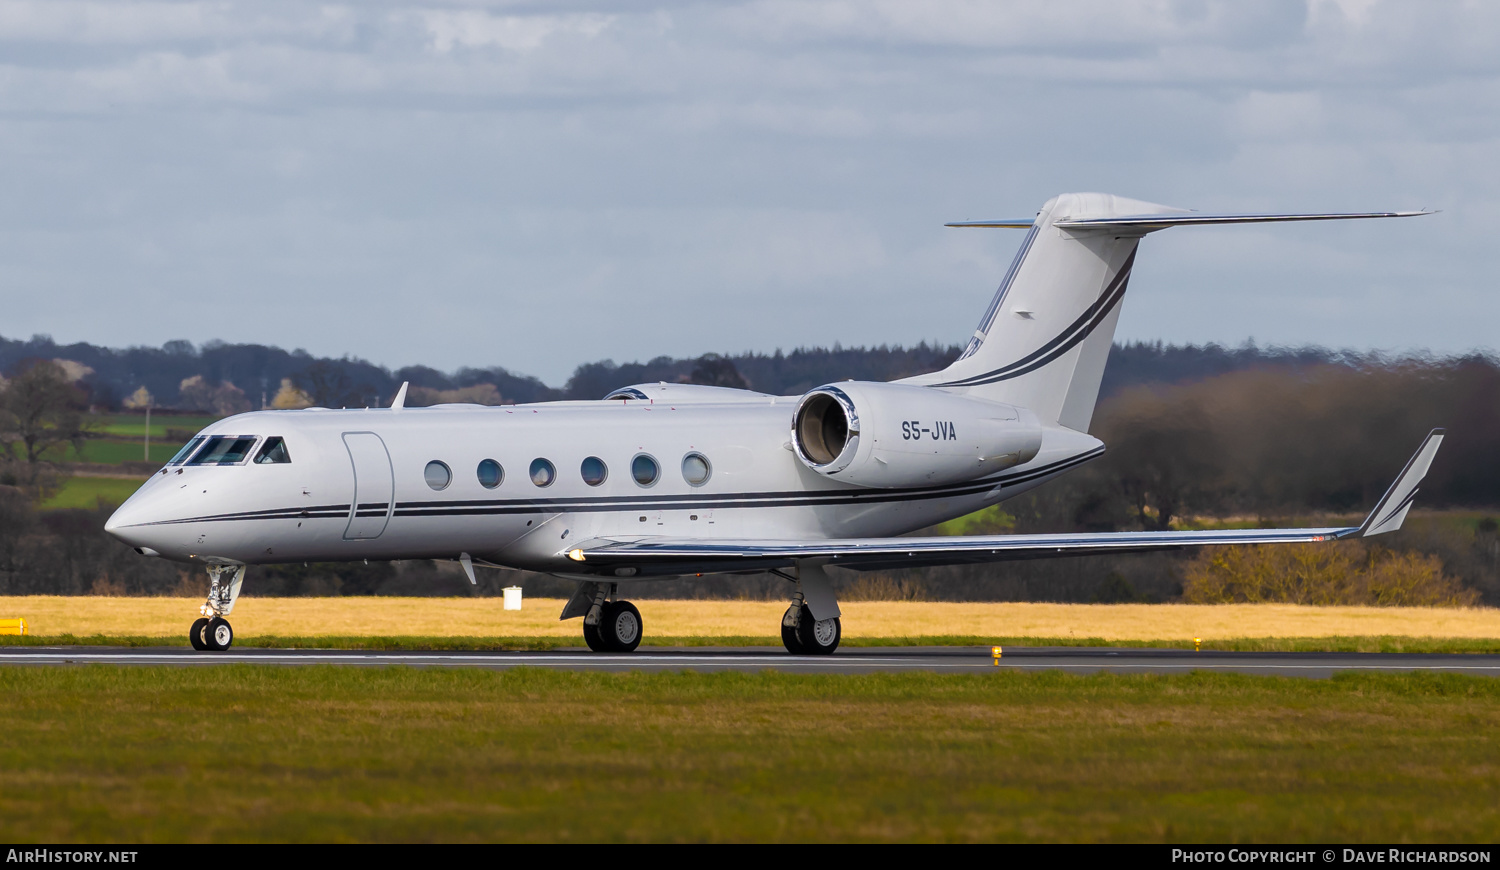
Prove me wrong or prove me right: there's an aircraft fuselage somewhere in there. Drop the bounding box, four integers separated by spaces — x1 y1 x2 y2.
104 397 1100 574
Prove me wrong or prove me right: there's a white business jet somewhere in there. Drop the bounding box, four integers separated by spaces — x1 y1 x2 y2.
105 192 1439 655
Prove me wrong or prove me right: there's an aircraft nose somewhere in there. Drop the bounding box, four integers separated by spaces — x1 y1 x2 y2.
104 491 160 554
104 503 139 544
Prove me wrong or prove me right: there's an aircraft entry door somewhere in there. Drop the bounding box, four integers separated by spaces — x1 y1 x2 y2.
343 432 394 540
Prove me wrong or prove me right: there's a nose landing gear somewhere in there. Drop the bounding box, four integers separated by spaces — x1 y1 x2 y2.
189 618 210 651
189 565 244 652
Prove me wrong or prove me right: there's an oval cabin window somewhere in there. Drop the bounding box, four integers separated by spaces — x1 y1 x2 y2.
581 456 608 486
424 461 452 491
631 454 659 487
682 452 711 486
476 459 503 489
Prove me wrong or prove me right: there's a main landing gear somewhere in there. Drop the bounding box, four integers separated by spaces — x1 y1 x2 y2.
189 565 244 652
777 564 841 656
575 583 643 652
564 564 843 656
781 598 841 656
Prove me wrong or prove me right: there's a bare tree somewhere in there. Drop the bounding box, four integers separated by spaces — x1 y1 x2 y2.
0 360 94 496
293 361 378 408
1093 390 1224 531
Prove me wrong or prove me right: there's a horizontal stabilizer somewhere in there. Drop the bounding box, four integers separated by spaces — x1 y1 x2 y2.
947 210 1431 232
944 219 1036 228
566 431 1444 574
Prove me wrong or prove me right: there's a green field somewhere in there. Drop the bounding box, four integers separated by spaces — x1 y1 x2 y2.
40 475 147 510
89 414 221 439
0 667 1493 842
63 438 184 465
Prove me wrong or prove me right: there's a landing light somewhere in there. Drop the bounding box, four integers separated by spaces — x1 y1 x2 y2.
567 549 585 562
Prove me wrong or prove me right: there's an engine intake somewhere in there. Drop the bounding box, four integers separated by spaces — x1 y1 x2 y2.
790 382 1041 488
793 388 858 470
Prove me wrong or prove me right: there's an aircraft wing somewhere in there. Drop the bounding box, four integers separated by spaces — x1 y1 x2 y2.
567 430 1444 576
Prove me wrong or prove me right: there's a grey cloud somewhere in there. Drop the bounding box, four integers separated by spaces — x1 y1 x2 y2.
0 0 1494 383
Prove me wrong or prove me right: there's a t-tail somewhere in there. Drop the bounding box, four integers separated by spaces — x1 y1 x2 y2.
902 192 1429 432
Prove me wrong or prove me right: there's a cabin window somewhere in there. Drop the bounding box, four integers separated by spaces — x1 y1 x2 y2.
187 436 258 466
530 458 556 487
682 452 711 486
424 460 452 490
477 459 503 489
167 437 205 466
631 453 659 487
581 456 608 486
254 437 291 464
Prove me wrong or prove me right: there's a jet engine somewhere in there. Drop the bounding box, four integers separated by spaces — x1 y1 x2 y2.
790 382 1042 488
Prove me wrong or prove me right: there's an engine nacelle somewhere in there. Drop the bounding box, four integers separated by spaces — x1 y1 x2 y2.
791 382 1042 488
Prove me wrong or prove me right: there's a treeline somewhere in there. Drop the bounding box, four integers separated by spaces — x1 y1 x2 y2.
2 335 1499 604
865 356 1500 605
0 331 1428 410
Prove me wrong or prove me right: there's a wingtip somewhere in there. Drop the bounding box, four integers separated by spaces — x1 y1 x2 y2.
1358 430 1446 537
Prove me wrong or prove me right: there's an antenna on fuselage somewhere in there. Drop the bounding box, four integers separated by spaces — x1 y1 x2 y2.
391 381 409 411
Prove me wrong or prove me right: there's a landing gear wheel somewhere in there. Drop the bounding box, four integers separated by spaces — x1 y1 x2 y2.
189 618 210 651
204 617 234 651
599 600 642 653
583 618 607 652
781 606 806 655
793 605 840 656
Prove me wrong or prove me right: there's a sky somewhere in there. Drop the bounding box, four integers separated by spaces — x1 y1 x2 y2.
1 0 1497 384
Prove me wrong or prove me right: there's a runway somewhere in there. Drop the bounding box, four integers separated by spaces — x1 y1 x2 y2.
2 645 1498 677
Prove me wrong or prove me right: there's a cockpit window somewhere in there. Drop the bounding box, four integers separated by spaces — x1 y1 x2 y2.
188 436 259 466
167 437 205 466
254 437 291 464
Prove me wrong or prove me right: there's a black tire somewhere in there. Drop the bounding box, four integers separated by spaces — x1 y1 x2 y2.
794 605 840 656
204 617 233 651
602 600 642 653
780 606 805 654
189 618 210 651
583 615 608 652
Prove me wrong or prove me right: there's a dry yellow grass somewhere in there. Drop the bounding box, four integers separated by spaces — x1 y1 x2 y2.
2 596 1498 640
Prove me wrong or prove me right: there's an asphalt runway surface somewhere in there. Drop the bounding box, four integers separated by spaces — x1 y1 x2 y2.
3 645 1499 677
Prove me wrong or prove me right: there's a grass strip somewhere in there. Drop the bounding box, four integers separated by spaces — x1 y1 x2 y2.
4 633 1500 653
0 666 1495 842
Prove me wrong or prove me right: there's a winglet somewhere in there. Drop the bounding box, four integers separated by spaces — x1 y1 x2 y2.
392 381 409 411
1356 429 1445 537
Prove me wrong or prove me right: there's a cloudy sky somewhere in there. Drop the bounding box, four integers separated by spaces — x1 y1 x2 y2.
1 0 1496 383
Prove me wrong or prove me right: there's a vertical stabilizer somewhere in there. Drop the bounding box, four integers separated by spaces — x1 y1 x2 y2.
904 192 1179 432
